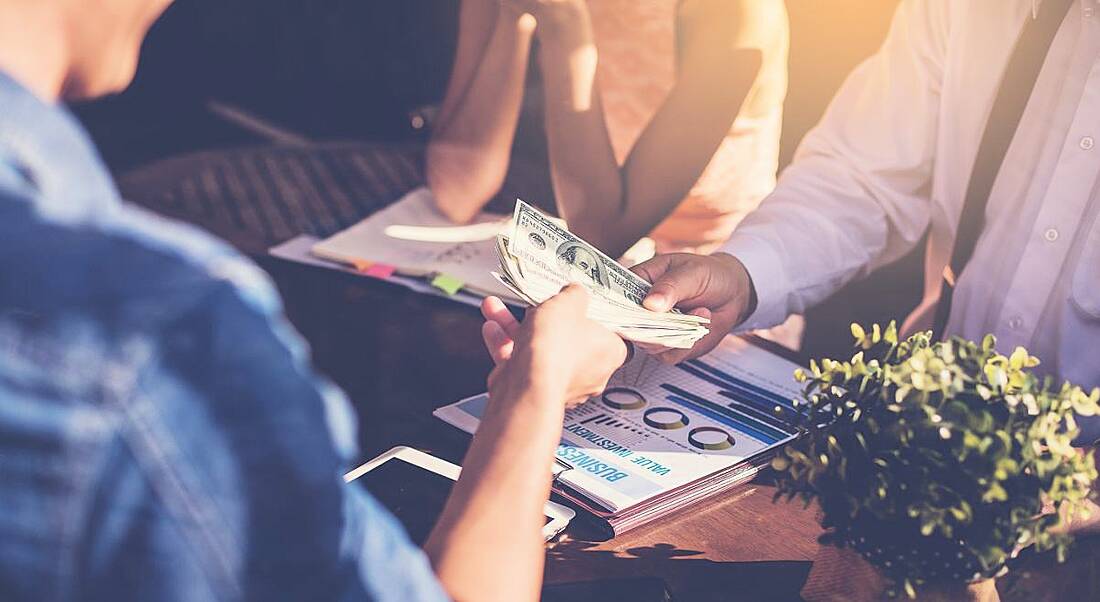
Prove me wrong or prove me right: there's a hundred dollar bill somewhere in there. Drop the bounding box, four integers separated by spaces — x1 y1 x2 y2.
509 200 653 307
493 203 711 348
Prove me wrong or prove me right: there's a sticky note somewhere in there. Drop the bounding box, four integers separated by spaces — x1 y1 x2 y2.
351 259 373 273
431 273 464 296
365 263 396 279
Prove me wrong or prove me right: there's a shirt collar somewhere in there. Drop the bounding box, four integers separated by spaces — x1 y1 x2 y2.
0 69 120 220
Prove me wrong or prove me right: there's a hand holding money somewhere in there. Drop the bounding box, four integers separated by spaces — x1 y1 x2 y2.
491 200 710 349
481 287 628 407
633 252 756 364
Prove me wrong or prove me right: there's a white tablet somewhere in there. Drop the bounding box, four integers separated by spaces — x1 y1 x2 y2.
345 446 574 543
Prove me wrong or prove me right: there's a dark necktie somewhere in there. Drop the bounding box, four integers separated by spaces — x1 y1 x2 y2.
931 0 1075 339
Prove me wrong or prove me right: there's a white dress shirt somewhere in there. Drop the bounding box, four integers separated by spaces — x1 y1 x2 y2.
724 0 1100 398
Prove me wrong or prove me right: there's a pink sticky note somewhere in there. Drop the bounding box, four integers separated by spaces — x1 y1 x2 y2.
365 263 396 279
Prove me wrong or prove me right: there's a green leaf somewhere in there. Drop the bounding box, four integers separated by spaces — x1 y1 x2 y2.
885 321 899 345
982 333 996 351
982 482 1008 503
1009 346 1029 370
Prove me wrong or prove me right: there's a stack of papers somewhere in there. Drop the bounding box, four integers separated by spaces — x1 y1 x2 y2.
434 336 804 536
493 201 709 349
308 188 522 303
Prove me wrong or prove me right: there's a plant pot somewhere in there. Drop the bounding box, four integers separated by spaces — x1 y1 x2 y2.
800 542 1000 602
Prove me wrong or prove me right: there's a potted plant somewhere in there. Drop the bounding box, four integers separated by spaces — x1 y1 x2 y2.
772 323 1099 600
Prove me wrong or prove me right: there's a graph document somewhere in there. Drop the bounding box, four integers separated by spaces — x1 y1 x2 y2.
435 336 804 513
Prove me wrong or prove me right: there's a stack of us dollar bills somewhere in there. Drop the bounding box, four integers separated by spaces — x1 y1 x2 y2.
492 200 710 349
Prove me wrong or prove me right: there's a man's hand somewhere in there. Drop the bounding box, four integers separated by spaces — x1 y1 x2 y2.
631 252 756 364
481 285 628 407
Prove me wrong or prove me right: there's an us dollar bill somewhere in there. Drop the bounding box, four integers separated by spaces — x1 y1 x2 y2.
494 201 711 348
508 200 653 306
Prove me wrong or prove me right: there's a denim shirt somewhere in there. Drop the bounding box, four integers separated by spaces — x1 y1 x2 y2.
0 72 448 601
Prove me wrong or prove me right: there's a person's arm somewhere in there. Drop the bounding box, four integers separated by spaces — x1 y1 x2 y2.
426 1 537 223
424 287 626 601
523 0 620 248
719 0 951 332
629 0 788 253
630 0 951 363
424 382 563 601
537 0 786 258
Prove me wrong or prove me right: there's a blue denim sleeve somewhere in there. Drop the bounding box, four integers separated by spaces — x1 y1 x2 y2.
0 182 450 601
69 410 449 602
340 486 452 602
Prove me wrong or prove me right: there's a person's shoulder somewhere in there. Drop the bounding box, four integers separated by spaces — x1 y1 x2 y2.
0 170 279 333
0 152 147 401
0 165 229 402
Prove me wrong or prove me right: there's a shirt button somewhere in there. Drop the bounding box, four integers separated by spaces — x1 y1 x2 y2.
1086 6 1096 18
1044 227 1060 242
1008 316 1024 330
1081 136 1095 150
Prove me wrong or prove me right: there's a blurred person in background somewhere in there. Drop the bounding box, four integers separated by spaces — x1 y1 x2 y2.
426 0 789 257
0 1 627 600
427 0 801 348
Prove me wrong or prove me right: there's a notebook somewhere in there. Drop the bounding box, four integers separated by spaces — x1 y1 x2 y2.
309 187 522 303
434 336 804 536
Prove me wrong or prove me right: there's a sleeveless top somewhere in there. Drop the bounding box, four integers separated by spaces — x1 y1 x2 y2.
587 0 786 252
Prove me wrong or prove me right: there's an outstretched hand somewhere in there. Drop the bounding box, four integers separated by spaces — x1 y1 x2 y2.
631 252 756 364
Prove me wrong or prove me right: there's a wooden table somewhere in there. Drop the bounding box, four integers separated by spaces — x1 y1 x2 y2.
261 258 819 601
122 143 1100 601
